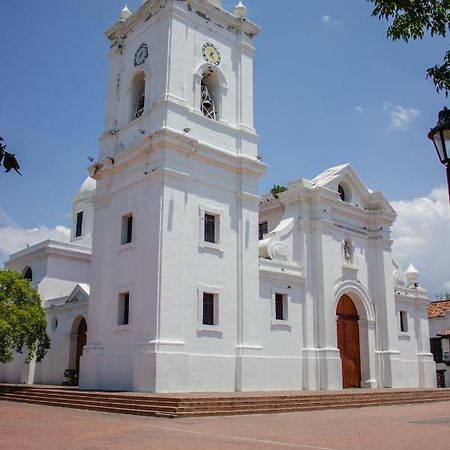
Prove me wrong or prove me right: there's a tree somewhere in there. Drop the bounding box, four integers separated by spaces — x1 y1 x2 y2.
0 270 50 363
368 0 450 96
270 185 288 198
0 136 22 175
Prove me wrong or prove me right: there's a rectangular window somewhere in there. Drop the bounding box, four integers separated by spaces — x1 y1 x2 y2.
202 292 215 325
275 293 287 321
118 292 130 326
259 221 268 241
121 214 133 245
204 213 216 243
430 338 443 363
75 211 83 238
399 310 408 333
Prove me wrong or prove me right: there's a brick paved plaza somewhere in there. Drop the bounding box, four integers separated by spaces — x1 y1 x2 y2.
1 400 449 449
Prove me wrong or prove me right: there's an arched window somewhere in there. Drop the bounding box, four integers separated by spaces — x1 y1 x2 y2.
338 183 352 203
201 69 220 121
23 266 32 281
130 72 146 121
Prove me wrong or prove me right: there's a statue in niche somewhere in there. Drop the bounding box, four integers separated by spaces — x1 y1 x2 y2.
343 240 352 263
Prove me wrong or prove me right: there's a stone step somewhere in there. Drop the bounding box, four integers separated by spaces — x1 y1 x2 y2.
3 389 450 408
2 393 450 418
0 392 178 413
2 390 450 408
2 386 450 418
0 396 175 417
0 389 181 406
3 388 450 410
3 386 450 404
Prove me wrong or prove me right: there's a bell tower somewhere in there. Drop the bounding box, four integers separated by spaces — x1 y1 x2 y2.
80 0 266 392
99 0 259 161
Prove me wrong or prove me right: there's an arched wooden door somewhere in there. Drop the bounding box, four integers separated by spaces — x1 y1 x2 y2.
337 295 361 388
75 318 87 375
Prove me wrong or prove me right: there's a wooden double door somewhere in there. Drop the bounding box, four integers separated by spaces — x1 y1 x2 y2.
337 295 361 388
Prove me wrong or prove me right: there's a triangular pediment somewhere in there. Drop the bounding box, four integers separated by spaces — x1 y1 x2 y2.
311 164 395 213
65 283 90 304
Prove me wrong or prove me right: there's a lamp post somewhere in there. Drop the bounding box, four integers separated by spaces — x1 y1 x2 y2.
428 107 450 203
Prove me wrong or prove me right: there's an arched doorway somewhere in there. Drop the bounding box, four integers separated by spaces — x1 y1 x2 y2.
69 316 87 383
75 318 87 375
337 295 361 388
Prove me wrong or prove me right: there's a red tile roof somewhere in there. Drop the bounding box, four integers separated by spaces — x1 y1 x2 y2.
427 300 450 319
438 329 450 337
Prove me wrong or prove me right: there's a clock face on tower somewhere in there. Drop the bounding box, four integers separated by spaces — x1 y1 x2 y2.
134 43 149 66
202 43 221 66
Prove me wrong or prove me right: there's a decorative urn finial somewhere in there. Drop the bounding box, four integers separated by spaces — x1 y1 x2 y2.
234 1 247 19
119 4 132 22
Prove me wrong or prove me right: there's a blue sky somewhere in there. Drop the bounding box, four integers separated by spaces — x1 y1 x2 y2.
0 0 449 295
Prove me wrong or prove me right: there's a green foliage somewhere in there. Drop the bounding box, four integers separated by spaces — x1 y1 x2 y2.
0 270 50 364
270 185 287 198
368 0 450 95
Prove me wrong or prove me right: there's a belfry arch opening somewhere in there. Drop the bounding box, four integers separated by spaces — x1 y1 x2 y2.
131 72 146 121
201 69 220 121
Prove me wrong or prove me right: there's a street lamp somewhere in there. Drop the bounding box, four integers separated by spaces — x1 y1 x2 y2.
428 107 450 202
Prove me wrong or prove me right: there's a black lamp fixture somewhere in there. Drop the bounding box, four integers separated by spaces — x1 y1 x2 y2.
428 107 450 202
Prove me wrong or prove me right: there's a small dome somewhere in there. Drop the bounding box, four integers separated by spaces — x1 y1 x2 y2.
79 177 96 193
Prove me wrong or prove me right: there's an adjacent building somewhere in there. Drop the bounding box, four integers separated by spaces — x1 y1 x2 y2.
428 300 450 387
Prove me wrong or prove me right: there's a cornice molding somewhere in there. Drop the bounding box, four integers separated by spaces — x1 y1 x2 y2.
6 240 92 266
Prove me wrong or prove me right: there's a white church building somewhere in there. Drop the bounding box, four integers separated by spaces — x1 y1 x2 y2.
0 0 436 392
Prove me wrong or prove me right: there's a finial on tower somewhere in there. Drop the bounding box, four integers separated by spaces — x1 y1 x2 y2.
234 1 247 19
406 263 420 287
119 4 132 22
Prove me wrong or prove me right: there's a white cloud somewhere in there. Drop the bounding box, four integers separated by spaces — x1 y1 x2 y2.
322 15 341 26
384 104 419 130
354 106 364 113
391 186 450 296
0 225 71 265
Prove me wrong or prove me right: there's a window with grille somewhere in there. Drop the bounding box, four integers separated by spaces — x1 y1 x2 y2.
75 211 83 238
259 221 268 240
275 293 287 321
202 292 215 325
204 213 217 243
